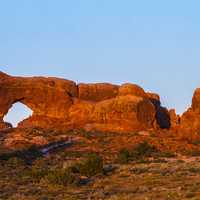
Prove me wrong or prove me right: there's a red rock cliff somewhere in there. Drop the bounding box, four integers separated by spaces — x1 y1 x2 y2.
180 88 200 133
0 71 170 132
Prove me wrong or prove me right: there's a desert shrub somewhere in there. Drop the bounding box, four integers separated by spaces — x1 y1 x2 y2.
185 149 200 157
0 145 42 163
63 151 82 158
190 140 200 145
157 151 175 158
71 153 103 177
130 167 149 174
45 168 78 186
0 153 11 161
117 149 130 164
6 157 25 167
23 163 78 185
116 142 159 164
131 141 158 159
188 167 200 173
44 153 103 186
21 159 50 182
79 129 93 139
149 132 157 137
23 146 43 159
28 165 49 182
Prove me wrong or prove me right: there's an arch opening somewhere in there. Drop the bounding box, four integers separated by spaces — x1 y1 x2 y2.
3 102 33 127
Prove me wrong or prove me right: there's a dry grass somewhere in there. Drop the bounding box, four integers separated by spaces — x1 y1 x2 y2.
1 128 200 199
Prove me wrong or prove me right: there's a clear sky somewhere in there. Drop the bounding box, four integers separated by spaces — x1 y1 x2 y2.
1 0 200 125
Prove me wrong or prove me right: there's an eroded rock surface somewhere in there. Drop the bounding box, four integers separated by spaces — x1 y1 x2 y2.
180 88 200 133
0 71 173 132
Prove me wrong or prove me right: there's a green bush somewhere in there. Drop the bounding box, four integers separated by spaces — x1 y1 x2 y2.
157 151 175 158
117 149 130 164
79 129 93 139
22 152 103 186
185 149 200 157
45 168 77 186
21 159 49 182
6 157 25 167
131 141 158 159
28 165 49 182
116 141 159 164
0 145 42 163
72 153 103 177
23 164 78 185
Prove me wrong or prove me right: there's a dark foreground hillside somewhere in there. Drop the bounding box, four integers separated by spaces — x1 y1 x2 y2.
1 128 200 200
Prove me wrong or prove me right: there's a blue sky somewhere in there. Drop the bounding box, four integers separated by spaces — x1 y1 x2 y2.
1 0 200 125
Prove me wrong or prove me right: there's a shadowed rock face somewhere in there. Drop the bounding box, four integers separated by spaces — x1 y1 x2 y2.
0 71 172 132
147 96 171 129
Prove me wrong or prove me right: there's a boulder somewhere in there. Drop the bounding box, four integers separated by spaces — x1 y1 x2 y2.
118 83 147 97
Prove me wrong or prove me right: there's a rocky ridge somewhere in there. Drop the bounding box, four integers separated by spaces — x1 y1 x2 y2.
0 71 198 134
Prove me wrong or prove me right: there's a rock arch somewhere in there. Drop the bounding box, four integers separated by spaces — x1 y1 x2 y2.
0 71 77 129
0 71 176 132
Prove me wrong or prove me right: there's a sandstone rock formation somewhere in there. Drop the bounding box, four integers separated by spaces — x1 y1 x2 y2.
180 88 200 133
0 71 77 119
169 109 180 128
0 71 171 133
78 83 119 101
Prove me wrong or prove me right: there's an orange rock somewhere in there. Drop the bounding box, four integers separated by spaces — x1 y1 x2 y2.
69 95 156 132
0 71 171 132
192 88 200 113
146 92 160 102
78 83 119 101
0 71 77 121
118 83 147 97
31 136 48 146
180 89 200 134
169 109 180 127
0 121 12 129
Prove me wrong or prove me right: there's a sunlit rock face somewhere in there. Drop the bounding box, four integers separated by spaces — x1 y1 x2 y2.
78 83 119 101
180 88 200 133
0 71 171 132
0 71 77 119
